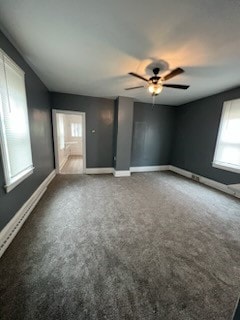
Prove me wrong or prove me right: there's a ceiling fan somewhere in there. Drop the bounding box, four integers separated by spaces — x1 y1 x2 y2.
125 67 189 96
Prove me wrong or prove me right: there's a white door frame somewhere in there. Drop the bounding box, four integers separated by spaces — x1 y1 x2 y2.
52 109 87 174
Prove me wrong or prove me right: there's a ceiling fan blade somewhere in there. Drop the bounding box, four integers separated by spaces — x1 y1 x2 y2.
163 84 189 90
163 68 184 81
129 72 149 82
125 86 145 90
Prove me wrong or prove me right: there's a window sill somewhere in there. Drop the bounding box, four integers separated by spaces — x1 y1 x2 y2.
5 167 34 193
212 162 240 174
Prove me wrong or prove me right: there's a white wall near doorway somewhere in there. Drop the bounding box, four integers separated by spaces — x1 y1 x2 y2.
52 110 86 174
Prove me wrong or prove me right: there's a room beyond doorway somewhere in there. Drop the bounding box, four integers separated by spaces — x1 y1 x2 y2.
52 110 86 174
61 155 83 174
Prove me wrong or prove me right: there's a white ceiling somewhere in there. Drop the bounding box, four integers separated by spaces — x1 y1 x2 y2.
0 0 240 105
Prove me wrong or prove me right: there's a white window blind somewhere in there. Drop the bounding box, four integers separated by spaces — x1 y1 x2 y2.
213 99 240 174
71 122 82 137
0 49 33 192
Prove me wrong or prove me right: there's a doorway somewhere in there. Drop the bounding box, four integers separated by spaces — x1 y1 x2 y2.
52 110 86 174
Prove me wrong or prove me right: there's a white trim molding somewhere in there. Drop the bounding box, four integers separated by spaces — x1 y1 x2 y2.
169 166 193 179
85 165 170 176
228 184 240 198
113 170 131 177
169 165 240 198
85 167 114 174
130 165 169 173
5 167 34 193
212 162 240 175
0 170 56 258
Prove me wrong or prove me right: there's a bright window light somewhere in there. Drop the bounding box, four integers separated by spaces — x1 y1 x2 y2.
57 113 65 150
0 49 34 192
213 99 240 173
71 123 82 137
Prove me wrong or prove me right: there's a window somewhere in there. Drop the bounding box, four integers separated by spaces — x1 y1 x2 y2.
71 123 82 137
57 113 65 149
213 98 240 174
0 49 33 192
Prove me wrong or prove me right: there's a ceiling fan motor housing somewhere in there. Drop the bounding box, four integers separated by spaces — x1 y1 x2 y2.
153 67 160 75
149 68 161 84
149 76 161 84
126 67 189 93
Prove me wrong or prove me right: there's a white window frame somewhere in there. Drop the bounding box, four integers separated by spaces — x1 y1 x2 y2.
212 99 240 174
0 49 34 193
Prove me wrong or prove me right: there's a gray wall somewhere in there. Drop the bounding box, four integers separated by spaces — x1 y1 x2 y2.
50 92 115 168
171 87 240 184
115 97 134 171
0 31 54 231
131 102 176 167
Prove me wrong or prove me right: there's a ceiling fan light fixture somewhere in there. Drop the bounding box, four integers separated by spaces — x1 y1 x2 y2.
148 83 163 96
126 67 189 96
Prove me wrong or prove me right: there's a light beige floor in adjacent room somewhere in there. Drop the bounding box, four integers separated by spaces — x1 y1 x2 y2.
60 155 83 174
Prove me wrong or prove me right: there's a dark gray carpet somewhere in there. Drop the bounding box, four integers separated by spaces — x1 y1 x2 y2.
0 172 240 320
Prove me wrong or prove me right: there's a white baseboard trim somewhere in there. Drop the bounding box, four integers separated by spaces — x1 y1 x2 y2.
85 165 170 175
113 170 131 177
169 166 193 179
228 184 240 198
0 170 56 258
169 165 239 198
85 167 114 174
130 165 169 173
